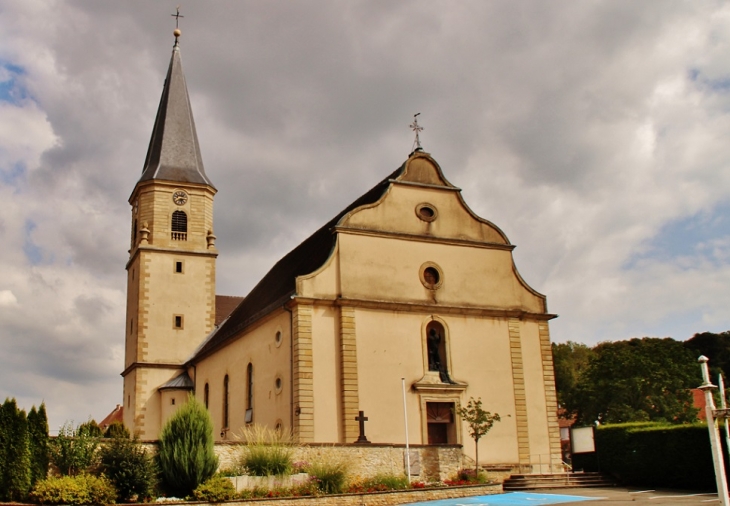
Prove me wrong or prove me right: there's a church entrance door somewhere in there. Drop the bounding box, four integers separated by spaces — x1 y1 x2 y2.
426 402 455 445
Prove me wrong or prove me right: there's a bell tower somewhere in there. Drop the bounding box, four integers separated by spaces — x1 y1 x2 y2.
122 29 217 439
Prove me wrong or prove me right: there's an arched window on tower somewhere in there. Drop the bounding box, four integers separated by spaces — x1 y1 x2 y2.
222 374 229 430
245 363 253 424
131 219 137 248
171 210 187 241
204 382 209 409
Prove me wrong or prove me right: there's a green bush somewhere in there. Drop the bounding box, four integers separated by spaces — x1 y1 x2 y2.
103 422 130 440
349 473 410 492
306 459 349 494
238 424 293 476
216 466 244 477
50 421 99 476
572 422 722 490
192 475 237 502
99 435 157 502
30 474 116 505
77 420 103 438
157 395 218 497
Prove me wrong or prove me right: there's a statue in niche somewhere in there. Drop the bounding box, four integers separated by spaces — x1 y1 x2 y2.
427 327 455 384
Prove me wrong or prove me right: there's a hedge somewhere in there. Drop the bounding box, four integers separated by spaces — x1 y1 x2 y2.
572 422 728 490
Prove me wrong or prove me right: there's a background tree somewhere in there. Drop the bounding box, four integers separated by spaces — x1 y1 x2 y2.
99 432 157 502
552 341 594 418
28 403 50 485
157 395 218 497
457 397 500 475
684 331 730 381
103 421 130 439
573 338 700 424
77 419 103 438
50 421 100 476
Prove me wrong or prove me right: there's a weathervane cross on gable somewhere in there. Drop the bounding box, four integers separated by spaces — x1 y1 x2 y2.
410 113 424 151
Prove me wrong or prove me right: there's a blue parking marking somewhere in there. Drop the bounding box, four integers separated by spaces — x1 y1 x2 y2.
404 491 601 506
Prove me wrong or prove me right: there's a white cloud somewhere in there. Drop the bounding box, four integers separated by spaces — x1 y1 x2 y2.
0 290 18 307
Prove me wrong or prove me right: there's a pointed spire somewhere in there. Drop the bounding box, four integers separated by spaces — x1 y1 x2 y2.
139 29 214 188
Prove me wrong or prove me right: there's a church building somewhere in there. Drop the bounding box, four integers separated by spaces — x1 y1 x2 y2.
122 31 562 471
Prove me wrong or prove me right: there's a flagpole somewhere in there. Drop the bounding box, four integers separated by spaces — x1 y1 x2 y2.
402 377 411 482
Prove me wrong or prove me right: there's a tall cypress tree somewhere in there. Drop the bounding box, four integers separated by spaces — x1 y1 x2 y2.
28 403 50 485
8 405 31 500
0 399 31 501
0 398 11 499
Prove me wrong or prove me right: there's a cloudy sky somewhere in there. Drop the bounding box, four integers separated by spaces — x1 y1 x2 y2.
1 1 729 431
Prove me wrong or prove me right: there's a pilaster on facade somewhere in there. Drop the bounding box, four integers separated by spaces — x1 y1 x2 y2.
340 306 360 442
136 252 152 363
508 317 530 466
538 322 562 466
292 303 314 442
134 368 149 440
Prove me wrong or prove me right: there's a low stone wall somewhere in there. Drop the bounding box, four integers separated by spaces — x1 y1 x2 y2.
216 443 462 483
200 483 501 506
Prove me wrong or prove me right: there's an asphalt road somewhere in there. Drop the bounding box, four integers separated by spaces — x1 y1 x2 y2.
405 488 722 506
535 487 721 505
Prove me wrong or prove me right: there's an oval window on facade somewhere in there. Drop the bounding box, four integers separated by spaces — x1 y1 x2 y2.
420 262 444 290
416 203 438 222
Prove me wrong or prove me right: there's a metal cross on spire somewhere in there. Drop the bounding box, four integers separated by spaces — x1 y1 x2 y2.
171 6 184 28
171 6 184 45
410 113 424 151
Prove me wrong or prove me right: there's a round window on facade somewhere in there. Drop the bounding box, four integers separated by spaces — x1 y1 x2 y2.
416 203 438 222
275 330 283 347
274 375 283 394
420 262 444 290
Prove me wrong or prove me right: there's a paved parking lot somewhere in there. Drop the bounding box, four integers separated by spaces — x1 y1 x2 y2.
406 488 722 505
548 487 721 504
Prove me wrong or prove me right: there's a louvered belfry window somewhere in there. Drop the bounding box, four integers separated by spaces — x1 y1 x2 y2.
171 210 187 241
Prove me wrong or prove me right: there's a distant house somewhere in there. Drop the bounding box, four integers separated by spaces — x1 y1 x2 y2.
99 404 124 432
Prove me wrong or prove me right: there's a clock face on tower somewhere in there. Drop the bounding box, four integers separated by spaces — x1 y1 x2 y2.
172 190 188 206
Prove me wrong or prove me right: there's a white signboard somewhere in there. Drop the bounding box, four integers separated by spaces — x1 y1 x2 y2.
570 426 596 454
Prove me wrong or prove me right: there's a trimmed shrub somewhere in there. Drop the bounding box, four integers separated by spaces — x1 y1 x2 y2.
99 435 157 502
50 421 100 476
157 395 218 497
572 422 722 490
30 474 116 505
306 459 349 494
28 404 50 485
192 476 236 502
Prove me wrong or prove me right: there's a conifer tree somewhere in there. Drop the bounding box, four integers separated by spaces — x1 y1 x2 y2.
0 398 11 498
157 395 218 496
28 403 50 484
0 399 31 501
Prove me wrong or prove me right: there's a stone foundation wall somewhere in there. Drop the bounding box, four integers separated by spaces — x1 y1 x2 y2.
216 443 463 483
